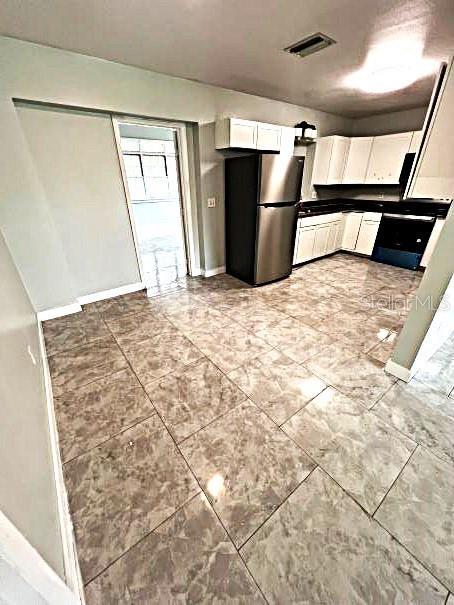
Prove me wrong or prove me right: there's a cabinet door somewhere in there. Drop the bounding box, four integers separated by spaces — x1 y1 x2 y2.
256 123 281 151
326 221 339 254
355 220 380 255
313 225 331 258
311 137 334 185
342 213 363 250
229 119 257 148
295 227 316 263
327 137 350 184
342 137 373 183
365 133 412 184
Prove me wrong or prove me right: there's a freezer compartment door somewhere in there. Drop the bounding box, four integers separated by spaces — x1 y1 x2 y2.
255 205 297 284
259 155 304 204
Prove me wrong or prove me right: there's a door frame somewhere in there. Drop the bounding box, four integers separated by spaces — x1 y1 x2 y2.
111 115 200 281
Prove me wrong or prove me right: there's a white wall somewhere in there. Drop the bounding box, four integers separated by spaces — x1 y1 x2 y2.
391 203 454 375
351 106 427 136
0 229 64 579
0 36 352 310
16 104 140 298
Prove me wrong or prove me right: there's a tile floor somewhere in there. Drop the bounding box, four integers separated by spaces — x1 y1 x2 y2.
43 252 454 604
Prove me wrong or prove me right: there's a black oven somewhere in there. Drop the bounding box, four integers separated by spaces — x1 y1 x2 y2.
371 213 435 270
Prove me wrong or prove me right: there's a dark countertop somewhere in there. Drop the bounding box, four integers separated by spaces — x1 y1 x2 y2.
297 198 451 219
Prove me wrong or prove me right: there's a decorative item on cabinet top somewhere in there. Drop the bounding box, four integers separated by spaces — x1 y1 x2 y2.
311 130 422 186
215 118 296 154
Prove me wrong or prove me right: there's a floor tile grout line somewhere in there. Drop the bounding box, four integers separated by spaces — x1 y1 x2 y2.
61 409 158 466
112 335 271 604
371 443 419 518
237 464 319 553
83 489 203 588
373 514 453 595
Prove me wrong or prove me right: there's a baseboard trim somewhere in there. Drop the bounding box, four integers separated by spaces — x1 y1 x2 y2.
77 282 145 305
202 266 226 278
37 303 82 322
37 323 85 603
0 511 80 605
385 359 413 382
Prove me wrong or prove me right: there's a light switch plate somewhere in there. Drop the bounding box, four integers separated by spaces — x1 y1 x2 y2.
207 197 216 208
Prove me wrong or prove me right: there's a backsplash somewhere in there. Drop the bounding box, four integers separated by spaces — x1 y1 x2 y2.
313 184 403 202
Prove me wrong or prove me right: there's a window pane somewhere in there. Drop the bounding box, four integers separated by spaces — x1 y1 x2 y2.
140 139 166 154
163 140 176 155
120 137 140 152
145 177 169 198
127 177 146 200
142 155 166 177
123 154 142 177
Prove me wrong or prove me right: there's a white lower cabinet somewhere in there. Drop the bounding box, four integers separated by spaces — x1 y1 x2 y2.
341 213 363 251
355 219 381 255
294 226 317 264
313 224 331 258
293 210 382 266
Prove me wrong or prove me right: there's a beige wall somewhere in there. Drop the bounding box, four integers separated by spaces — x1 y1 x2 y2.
16 104 140 298
0 36 352 310
351 106 427 136
0 229 64 578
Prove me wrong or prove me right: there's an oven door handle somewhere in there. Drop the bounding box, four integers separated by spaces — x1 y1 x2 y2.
383 213 435 222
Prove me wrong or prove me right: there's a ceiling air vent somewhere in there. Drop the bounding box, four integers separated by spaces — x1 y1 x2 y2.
284 32 336 58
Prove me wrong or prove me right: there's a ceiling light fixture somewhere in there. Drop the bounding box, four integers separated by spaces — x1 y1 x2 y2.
344 36 438 94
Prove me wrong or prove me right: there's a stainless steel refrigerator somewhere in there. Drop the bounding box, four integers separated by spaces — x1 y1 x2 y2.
225 153 304 285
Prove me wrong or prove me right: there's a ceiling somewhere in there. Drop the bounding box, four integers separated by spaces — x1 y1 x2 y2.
1 0 453 117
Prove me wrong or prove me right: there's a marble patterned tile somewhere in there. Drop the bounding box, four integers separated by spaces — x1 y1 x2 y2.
180 401 315 547
414 335 454 396
124 330 203 384
165 304 231 333
55 368 154 462
226 302 290 331
241 467 447 604
367 331 398 364
306 341 396 408
93 290 159 320
48 336 127 396
376 447 454 592
145 358 246 443
43 310 109 356
185 324 272 374
295 296 363 327
64 416 199 582
106 308 176 350
154 289 207 314
256 318 334 364
84 493 264 604
314 309 394 352
374 380 454 465
228 349 326 425
283 387 415 512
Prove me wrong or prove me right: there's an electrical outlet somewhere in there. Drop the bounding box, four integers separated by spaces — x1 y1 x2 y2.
311 191 317 199
207 197 216 208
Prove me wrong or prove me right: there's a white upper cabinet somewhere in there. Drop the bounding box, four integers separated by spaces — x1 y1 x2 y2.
342 137 373 184
256 122 282 151
215 118 287 152
312 136 350 185
365 132 412 184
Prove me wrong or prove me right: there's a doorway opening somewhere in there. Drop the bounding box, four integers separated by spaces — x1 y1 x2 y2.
115 120 190 294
